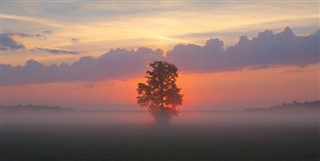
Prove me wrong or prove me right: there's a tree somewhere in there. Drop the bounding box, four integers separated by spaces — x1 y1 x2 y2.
137 61 183 123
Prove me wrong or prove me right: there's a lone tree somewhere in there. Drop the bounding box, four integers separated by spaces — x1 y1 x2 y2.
137 61 183 123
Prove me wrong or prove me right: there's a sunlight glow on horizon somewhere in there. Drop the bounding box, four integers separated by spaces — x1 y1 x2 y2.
2 64 319 110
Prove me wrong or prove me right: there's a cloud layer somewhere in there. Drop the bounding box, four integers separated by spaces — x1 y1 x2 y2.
1 27 319 85
0 32 81 54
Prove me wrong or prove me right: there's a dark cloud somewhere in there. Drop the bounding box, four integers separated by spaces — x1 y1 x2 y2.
82 81 101 88
175 30 259 40
0 33 25 50
11 32 45 38
70 38 79 43
283 69 304 73
1 27 319 85
2 48 164 85
2 32 45 39
1 32 80 54
37 48 81 55
42 30 54 35
167 27 320 72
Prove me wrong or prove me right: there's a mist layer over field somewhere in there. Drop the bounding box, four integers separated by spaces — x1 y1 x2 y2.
2 106 319 161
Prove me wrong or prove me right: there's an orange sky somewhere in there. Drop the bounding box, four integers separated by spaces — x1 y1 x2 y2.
2 64 319 110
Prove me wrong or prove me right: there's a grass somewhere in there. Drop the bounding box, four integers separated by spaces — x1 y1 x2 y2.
1 123 319 161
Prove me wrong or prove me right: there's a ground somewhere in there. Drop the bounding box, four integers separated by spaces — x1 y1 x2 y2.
2 122 319 161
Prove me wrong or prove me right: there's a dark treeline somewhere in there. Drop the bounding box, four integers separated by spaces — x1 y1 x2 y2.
2 100 319 112
1 104 74 112
245 100 320 112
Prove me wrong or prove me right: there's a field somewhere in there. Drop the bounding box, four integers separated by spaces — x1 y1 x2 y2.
1 110 319 161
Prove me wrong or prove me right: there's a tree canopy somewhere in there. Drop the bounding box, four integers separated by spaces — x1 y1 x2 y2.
137 61 183 123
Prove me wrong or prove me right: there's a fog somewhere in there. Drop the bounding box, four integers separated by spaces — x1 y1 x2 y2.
2 106 319 161
3 106 318 127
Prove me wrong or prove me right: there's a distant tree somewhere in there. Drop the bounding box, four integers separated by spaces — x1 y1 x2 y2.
137 61 183 123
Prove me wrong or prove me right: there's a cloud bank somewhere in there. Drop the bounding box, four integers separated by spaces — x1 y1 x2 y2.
1 27 319 85
2 48 164 85
167 27 319 72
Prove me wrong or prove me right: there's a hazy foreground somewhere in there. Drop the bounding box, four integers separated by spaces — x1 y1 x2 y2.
1 104 319 161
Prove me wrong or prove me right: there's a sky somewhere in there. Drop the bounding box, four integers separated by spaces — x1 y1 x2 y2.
1 0 319 110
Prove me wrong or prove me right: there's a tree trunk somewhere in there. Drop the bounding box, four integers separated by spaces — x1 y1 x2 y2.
154 105 170 125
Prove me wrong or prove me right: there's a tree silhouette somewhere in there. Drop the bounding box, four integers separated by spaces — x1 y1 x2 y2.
137 61 183 123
